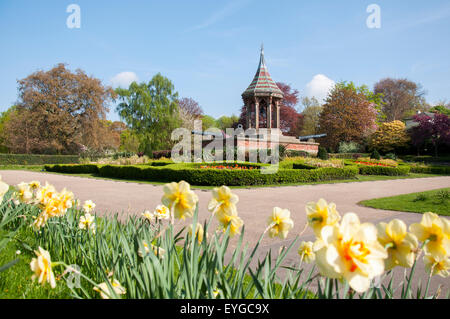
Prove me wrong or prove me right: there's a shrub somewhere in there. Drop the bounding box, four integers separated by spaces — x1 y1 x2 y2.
318 147 328 160
0 154 79 165
384 153 397 160
45 163 359 186
152 150 172 159
408 164 450 175
371 149 381 160
338 141 361 153
45 164 100 174
357 165 410 176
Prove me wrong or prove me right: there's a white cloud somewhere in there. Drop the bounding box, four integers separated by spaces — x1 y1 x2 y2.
110 72 139 88
305 74 335 102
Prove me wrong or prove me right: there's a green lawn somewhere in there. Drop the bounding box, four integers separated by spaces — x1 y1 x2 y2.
359 188 450 216
0 229 72 299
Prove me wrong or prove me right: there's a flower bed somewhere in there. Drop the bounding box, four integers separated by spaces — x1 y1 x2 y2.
199 164 257 170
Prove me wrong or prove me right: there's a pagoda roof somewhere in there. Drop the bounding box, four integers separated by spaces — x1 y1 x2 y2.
242 45 284 99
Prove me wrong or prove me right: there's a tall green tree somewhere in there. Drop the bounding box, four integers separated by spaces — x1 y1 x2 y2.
115 73 181 154
0 106 17 153
299 97 322 136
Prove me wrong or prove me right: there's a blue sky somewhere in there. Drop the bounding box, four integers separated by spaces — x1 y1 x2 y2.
1 0 450 122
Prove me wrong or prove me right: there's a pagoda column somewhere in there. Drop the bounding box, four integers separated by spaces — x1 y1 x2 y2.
276 100 280 129
246 101 252 129
254 97 259 129
268 96 272 129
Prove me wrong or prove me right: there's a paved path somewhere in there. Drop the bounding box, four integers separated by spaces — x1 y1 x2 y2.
1 170 449 297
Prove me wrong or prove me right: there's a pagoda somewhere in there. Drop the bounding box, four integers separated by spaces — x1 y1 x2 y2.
237 46 319 155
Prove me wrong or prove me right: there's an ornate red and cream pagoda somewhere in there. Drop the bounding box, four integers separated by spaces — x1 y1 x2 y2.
236 46 319 155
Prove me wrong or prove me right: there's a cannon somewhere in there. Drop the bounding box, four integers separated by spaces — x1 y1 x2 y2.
298 133 327 141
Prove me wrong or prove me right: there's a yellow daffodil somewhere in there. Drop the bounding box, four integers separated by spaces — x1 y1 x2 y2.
188 223 205 244
410 212 450 256
377 219 419 270
162 181 198 220
79 213 96 234
32 212 49 230
94 279 126 299
28 181 41 191
142 210 154 222
315 213 388 293
0 178 9 203
424 253 450 278
212 288 220 298
138 241 165 258
16 182 33 204
35 182 56 206
208 186 239 223
219 213 244 237
82 200 96 214
154 205 170 220
267 207 294 239
298 241 315 263
306 198 340 237
30 247 56 289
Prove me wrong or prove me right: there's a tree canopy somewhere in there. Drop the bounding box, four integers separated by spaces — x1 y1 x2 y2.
3 64 116 154
319 82 377 151
115 73 181 154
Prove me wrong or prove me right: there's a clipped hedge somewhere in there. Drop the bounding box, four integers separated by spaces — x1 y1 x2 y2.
0 154 80 165
44 164 100 174
357 165 410 176
409 165 450 175
45 163 359 186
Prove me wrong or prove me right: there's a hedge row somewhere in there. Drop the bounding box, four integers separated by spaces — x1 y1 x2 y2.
0 154 80 165
409 165 450 175
45 164 100 174
357 165 411 176
45 164 359 186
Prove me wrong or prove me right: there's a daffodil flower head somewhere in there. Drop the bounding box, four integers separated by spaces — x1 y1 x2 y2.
315 213 388 293
267 207 294 239
220 213 244 237
424 252 450 278
0 179 9 204
188 223 205 244
377 219 419 270
153 205 170 220
208 186 239 220
161 181 198 220
306 198 341 238
79 213 96 234
298 241 315 263
30 247 56 289
82 200 96 214
94 279 126 299
142 210 155 222
410 212 450 256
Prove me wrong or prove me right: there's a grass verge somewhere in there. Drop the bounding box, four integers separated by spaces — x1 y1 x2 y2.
359 188 450 216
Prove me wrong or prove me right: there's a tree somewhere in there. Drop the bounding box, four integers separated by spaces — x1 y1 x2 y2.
178 97 203 130
374 78 427 122
410 113 450 156
216 115 239 131
299 97 322 136
119 129 140 153
3 64 115 154
429 104 450 116
201 115 217 131
369 120 410 153
0 106 17 153
115 73 181 154
318 82 377 151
